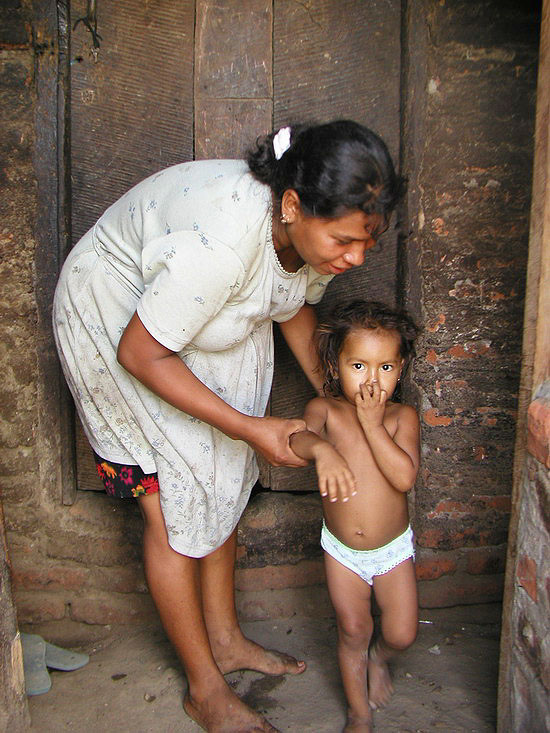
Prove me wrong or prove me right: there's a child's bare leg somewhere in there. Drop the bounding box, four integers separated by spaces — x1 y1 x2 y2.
369 558 417 709
324 552 374 732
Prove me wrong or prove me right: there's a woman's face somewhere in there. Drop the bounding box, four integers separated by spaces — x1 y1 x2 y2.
278 192 386 275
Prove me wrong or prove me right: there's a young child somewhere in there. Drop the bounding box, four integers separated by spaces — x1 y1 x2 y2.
290 300 420 732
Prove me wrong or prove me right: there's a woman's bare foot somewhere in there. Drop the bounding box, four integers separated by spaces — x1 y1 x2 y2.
183 681 280 732
367 645 393 709
211 631 306 676
343 709 373 732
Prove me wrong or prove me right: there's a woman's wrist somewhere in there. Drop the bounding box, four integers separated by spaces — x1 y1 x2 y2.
223 412 259 442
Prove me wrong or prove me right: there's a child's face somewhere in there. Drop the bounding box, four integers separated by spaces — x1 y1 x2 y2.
336 327 404 405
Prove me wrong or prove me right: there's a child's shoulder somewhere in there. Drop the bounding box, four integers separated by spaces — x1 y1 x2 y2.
306 394 346 411
304 394 347 423
387 401 419 426
305 395 330 413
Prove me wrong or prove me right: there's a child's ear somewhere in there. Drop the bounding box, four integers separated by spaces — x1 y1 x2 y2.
398 358 405 379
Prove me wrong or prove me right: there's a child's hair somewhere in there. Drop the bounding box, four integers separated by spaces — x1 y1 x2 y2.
246 119 405 227
317 300 419 398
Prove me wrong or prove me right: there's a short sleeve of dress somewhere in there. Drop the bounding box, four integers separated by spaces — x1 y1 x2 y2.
137 231 244 352
305 270 334 305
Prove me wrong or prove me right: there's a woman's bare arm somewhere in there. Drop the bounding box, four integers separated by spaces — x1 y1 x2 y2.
279 305 324 394
117 312 308 467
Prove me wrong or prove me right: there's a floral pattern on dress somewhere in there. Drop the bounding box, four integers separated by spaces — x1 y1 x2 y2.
53 160 333 557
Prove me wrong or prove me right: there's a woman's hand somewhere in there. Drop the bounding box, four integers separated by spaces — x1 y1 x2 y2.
244 416 309 467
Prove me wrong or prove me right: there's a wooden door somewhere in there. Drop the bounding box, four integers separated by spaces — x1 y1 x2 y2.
68 0 402 493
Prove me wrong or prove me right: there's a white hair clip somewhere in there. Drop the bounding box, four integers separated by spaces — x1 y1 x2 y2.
273 126 291 160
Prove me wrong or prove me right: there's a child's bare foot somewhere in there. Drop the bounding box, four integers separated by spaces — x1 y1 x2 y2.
184 682 280 732
211 631 306 676
343 709 373 732
367 646 393 709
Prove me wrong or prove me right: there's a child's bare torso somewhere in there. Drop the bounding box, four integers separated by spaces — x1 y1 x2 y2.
321 396 410 551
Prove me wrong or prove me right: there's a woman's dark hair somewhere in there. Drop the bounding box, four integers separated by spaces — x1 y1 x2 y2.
316 300 419 398
246 120 405 224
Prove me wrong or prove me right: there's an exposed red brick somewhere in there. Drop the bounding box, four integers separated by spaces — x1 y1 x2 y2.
15 591 66 623
527 398 550 468
517 554 537 602
428 500 469 519
447 341 491 359
423 408 452 426
416 529 446 548
12 564 88 592
427 314 446 332
236 586 333 622
476 495 511 512
70 593 157 625
415 552 457 580
418 572 504 608
447 344 471 358
235 559 325 591
466 547 506 575
46 532 141 567
96 566 148 594
426 349 439 365
417 527 503 550
432 217 449 236
473 445 488 461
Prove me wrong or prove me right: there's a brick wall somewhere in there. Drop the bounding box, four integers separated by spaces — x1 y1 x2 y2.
402 0 540 607
506 387 550 728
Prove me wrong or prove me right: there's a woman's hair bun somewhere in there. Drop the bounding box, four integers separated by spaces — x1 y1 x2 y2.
247 119 404 219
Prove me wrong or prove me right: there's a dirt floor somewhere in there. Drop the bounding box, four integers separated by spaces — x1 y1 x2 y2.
26 604 501 732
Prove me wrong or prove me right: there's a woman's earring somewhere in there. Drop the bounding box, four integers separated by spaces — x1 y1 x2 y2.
281 213 290 224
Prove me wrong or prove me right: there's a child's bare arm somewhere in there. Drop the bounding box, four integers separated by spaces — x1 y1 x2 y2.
355 383 420 491
290 399 357 503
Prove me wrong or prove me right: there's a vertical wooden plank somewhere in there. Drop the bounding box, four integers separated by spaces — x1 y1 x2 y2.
194 0 273 483
271 0 402 490
194 0 273 159
70 0 195 242
0 500 29 731
70 0 195 490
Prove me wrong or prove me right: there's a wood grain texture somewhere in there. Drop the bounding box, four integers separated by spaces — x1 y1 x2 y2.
195 0 272 99
70 0 194 489
270 0 402 490
194 0 273 159
195 98 272 159
76 419 104 491
70 0 194 242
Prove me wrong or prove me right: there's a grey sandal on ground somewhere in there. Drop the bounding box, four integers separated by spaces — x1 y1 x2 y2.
44 640 89 671
21 632 89 695
21 633 51 696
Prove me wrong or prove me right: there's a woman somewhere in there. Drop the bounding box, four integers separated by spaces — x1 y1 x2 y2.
53 119 402 732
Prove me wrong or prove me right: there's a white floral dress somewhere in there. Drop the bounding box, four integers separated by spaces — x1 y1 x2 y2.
53 160 333 556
